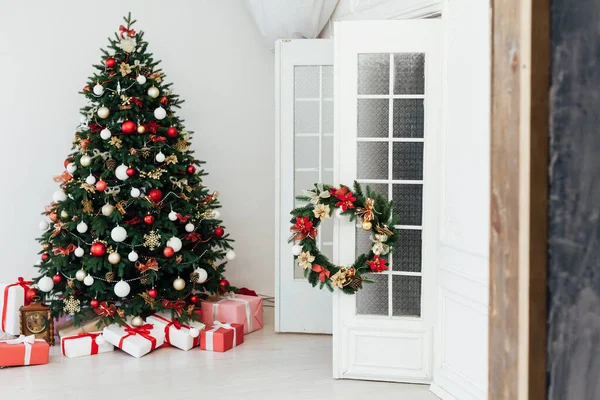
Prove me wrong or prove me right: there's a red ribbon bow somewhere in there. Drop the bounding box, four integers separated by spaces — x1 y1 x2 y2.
53 244 77 256
150 314 199 347
162 299 186 316
184 232 206 242
131 97 143 107
94 302 117 317
150 134 167 143
2 278 33 331
61 332 100 356
51 221 65 238
135 259 159 273
143 120 160 134
312 265 330 282
53 171 73 187
119 323 157 352
124 217 142 225
44 204 57 215
119 25 136 38
176 213 190 223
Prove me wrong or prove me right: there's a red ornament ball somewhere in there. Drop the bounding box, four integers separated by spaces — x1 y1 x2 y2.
214 227 225 238
163 246 175 258
52 274 62 284
90 242 106 257
190 295 199 304
80 139 91 150
148 289 158 299
219 279 229 287
186 165 196 175
160 96 168 105
166 127 178 138
105 57 116 68
41 253 50 262
144 215 155 224
64 158 72 168
90 299 99 308
25 288 39 303
96 180 107 192
148 188 163 202
121 120 137 134
126 167 136 177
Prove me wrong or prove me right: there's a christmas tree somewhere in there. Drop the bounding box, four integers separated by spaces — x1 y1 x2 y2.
34 14 234 326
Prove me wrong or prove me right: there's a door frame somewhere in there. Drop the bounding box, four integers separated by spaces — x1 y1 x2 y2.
489 1 550 399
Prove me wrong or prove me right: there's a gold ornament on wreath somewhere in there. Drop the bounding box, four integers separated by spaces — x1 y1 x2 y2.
288 182 399 294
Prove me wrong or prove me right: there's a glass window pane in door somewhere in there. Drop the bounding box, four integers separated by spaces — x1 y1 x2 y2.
393 99 424 138
294 137 320 169
358 53 390 95
392 142 424 180
322 101 334 134
322 66 333 98
295 66 320 98
357 274 389 315
295 171 319 205
295 101 320 133
394 53 425 95
392 275 421 317
357 142 389 180
392 230 422 272
392 184 423 226
358 99 389 138
322 136 333 169
363 183 388 200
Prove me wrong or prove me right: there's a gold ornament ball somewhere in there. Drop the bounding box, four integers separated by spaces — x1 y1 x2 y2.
108 252 121 265
361 221 373 231
137 125 146 134
173 277 186 291
97 106 110 119
147 86 160 99
131 316 144 327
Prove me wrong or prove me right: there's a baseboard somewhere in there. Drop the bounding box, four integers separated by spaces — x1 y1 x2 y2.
429 383 458 400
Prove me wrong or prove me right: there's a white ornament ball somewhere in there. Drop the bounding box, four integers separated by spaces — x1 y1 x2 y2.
93 83 104 96
167 237 182 252
75 269 87 281
108 252 121 265
226 250 236 261
38 276 54 292
115 164 130 181
110 226 127 242
97 106 110 119
80 155 92 167
155 151 165 163
189 328 200 338
83 275 95 286
131 316 144 327
195 268 208 284
76 221 88 233
100 128 112 140
114 280 131 298
74 246 84 257
147 86 160 98
53 190 67 203
95 335 106 345
173 277 185 291
85 174 97 185
39 220 49 231
60 210 69 218
168 211 178 221
154 107 167 120
130 187 141 198
128 250 139 262
101 203 114 216
136 75 147 85
66 162 77 174
212 210 221 219
291 244 302 256
185 223 195 232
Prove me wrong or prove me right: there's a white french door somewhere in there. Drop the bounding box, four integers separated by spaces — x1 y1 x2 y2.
333 21 442 382
275 39 334 333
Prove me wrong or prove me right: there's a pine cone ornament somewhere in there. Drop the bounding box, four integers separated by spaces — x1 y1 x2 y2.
105 159 117 170
67 279 76 289
140 273 150 285
105 271 115 282
190 271 200 283
349 277 363 291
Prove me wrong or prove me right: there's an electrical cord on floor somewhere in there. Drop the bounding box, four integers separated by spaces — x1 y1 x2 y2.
259 294 275 308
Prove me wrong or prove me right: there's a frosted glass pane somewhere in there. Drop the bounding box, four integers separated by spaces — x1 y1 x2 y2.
358 53 390 95
394 53 425 95
393 99 424 138
363 183 388 200
322 170 333 186
392 184 423 226
357 274 388 315
357 142 389 180
392 229 422 272
322 136 333 169
358 99 389 138
322 101 334 134
392 142 424 180
295 171 319 206
322 66 333 98
392 275 421 317
355 226 372 255
295 66 320 98
295 137 319 169
295 101 320 133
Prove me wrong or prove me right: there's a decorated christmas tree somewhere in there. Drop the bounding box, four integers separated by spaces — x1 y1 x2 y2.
34 14 234 326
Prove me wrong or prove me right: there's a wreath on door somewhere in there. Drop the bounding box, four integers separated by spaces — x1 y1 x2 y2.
289 182 398 294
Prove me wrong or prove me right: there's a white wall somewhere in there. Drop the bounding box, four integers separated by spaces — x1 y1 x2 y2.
0 1 275 296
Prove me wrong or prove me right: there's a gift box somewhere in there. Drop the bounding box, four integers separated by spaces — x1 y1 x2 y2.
146 312 205 351
201 294 263 334
102 319 165 358
0 335 49 367
57 316 106 339
200 321 244 352
60 331 114 359
0 278 32 335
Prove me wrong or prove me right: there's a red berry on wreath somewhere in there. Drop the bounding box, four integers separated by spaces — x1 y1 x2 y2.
190 295 199 304
25 288 39 303
186 165 196 175
90 299 99 308
126 167 136 177
214 227 225 238
41 253 50 262
90 242 106 257
163 246 175 258
52 274 62 284
148 289 158 299
166 127 177 137
144 215 155 224
96 180 107 192
105 57 116 68
148 188 163 202
121 120 137 134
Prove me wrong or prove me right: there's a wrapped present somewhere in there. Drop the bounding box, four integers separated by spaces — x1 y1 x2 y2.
102 319 165 358
146 312 204 351
201 293 263 334
60 331 114 359
200 321 244 352
1 278 32 335
0 335 49 367
57 316 107 339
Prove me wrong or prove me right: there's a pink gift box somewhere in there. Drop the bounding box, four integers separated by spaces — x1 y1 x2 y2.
201 294 263 334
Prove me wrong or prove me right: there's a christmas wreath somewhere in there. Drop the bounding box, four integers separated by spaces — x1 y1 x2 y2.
289 182 398 294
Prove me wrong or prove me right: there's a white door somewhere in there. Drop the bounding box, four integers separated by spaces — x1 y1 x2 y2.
333 20 442 382
275 39 334 333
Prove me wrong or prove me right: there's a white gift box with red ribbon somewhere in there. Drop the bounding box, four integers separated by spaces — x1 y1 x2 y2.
102 319 165 358
146 311 205 351
60 331 114 359
0 278 32 335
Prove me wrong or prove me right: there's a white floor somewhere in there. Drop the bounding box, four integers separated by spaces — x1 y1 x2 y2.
2 308 439 400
